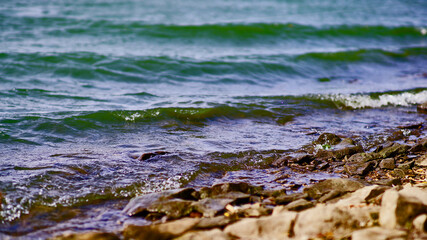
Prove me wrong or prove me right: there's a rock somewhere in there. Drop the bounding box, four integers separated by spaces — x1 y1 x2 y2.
379 186 427 229
379 158 395 169
373 178 402 186
51 232 120 240
195 216 234 229
415 154 427 167
303 178 365 199
316 138 363 160
397 122 423 129
377 143 409 159
148 199 195 219
344 161 376 176
123 188 198 217
224 211 297 240
283 199 314 211
410 137 427 152
294 204 376 239
169 188 199 201
397 160 415 170
138 151 169 161
417 102 427 113
335 185 389 206
123 218 200 240
347 152 378 163
175 229 230 240
315 133 342 145
318 190 342 203
275 192 307 205
272 154 314 166
351 227 407 240
413 214 427 232
192 198 234 218
225 203 271 217
199 182 261 199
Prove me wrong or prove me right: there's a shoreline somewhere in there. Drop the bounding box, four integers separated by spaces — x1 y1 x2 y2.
43 119 427 239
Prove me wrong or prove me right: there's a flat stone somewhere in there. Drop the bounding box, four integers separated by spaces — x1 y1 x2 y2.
377 143 409 159
275 192 307 205
344 161 376 176
123 218 200 240
199 182 261 199
195 216 234 229
284 199 314 211
415 154 427 167
51 231 120 240
148 199 195 219
303 178 365 199
192 198 234 218
175 229 230 240
224 210 297 240
351 227 407 240
294 204 376 239
335 185 389 206
379 158 395 169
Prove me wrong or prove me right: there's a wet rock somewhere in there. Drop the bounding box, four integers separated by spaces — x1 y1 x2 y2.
379 185 427 229
316 138 363 160
351 227 407 240
284 199 314 211
415 154 427 167
169 188 199 201
275 192 307 205
123 218 200 240
294 204 376 239
303 178 364 199
397 122 423 129
417 101 427 113
272 154 314 167
175 229 230 240
410 137 427 152
347 152 378 163
148 199 195 219
138 151 169 161
373 178 402 186
413 214 427 233
377 143 409 159
52 231 120 240
344 161 376 176
199 182 261 199
123 189 198 217
192 198 234 218
397 160 415 170
214 192 251 204
315 133 342 145
379 158 395 169
224 210 297 240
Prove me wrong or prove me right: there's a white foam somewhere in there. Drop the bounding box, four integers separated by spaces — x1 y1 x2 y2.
321 90 427 109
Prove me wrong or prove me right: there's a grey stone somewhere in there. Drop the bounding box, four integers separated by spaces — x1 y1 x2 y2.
379 158 395 169
303 178 364 199
284 199 314 211
344 161 376 176
192 198 234 218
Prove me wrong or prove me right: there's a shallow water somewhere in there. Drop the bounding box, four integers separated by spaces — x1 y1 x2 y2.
0 0 426 237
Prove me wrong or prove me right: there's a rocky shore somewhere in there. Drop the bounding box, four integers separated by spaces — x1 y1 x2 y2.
47 125 427 240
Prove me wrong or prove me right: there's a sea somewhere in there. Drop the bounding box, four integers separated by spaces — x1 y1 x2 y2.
0 0 426 237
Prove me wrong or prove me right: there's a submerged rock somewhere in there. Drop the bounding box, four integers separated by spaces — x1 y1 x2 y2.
138 151 169 161
417 102 427 113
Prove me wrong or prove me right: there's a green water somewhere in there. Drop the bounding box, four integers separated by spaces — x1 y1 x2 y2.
0 0 426 237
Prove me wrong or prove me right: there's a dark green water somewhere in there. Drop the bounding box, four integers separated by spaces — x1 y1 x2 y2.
1 0 427 237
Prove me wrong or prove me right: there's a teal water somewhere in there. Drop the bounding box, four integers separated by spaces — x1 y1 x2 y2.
1 0 427 237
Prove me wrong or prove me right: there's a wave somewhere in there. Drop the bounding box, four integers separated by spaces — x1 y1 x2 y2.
1 46 426 84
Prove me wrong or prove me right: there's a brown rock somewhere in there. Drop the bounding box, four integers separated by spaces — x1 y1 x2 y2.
315 133 342 145
379 158 395 169
52 231 120 240
344 161 376 176
417 102 427 113
283 199 314 211
192 198 234 218
303 178 365 199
